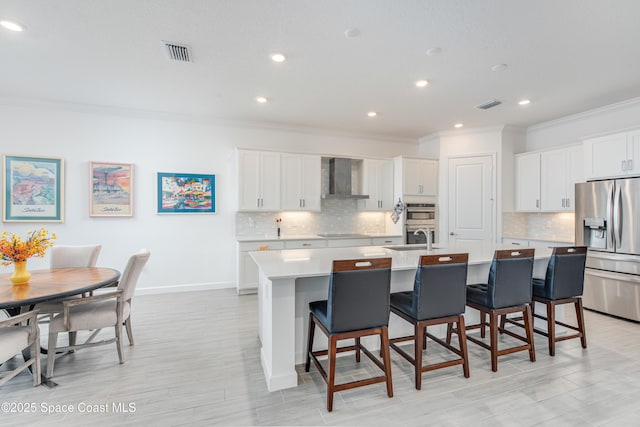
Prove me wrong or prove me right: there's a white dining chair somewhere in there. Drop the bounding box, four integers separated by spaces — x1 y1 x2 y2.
0 310 41 387
46 249 150 378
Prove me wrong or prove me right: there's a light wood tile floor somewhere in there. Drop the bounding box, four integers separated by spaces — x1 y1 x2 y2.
2 288 640 426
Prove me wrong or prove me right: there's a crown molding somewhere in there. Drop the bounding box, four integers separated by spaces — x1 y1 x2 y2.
527 97 640 133
418 124 525 143
0 96 418 145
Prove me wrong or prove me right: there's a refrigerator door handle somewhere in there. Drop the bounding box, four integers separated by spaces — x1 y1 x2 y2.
607 184 615 248
586 268 640 284
614 184 622 248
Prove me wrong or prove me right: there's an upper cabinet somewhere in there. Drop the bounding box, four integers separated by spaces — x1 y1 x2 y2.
358 159 394 211
540 146 583 211
237 150 281 211
584 130 640 180
281 154 321 211
403 158 438 196
515 152 541 211
515 145 583 212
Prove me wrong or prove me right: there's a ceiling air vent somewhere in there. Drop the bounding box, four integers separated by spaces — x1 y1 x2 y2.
162 41 192 62
475 99 502 110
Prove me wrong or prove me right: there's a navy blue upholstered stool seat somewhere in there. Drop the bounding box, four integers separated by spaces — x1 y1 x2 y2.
389 253 470 390
305 258 393 412
449 248 536 372
503 246 587 356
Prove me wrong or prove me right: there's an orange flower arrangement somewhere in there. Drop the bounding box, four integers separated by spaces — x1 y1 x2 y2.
0 228 56 266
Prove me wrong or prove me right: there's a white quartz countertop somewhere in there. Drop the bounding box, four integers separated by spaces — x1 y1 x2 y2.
236 233 402 242
250 244 552 280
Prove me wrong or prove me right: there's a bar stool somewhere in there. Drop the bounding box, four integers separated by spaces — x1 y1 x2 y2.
389 253 470 390
305 258 393 412
503 246 587 356
452 248 536 372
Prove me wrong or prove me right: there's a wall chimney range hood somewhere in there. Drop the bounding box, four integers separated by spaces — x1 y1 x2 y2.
325 157 369 199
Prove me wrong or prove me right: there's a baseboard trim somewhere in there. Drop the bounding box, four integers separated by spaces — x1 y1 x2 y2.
135 281 235 296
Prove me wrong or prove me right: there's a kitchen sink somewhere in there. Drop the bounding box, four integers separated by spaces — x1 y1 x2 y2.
384 245 442 251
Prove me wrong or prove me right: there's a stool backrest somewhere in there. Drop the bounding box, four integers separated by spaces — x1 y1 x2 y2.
328 258 392 333
413 253 468 320
543 246 587 299
487 249 535 308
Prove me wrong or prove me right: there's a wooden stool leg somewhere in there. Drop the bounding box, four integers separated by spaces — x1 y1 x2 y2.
499 314 506 333
381 327 394 398
480 310 486 338
305 313 315 372
546 301 556 356
355 337 361 363
414 323 423 390
327 336 337 412
523 304 536 362
489 311 499 372
576 298 587 349
445 323 453 345
457 315 470 378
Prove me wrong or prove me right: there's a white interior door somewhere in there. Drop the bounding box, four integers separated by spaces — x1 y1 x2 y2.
448 155 495 258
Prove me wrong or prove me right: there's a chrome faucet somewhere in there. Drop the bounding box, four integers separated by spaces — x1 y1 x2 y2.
414 227 433 251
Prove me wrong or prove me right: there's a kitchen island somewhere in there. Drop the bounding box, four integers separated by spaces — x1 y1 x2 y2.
250 244 552 391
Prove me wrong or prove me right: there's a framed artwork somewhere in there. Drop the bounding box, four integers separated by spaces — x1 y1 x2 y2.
3 155 64 222
157 172 216 214
90 162 134 217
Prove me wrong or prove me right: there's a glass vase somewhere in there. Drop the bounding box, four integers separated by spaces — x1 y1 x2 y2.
10 260 31 285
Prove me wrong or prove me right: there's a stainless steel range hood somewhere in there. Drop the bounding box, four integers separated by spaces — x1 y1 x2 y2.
325 157 369 199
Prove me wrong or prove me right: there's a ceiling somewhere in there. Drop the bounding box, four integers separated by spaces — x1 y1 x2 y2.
2 0 640 140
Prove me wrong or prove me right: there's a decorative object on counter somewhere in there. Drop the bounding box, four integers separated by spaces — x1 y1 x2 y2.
391 198 405 224
157 172 216 213
90 161 134 217
275 217 282 237
3 155 64 222
1 228 56 285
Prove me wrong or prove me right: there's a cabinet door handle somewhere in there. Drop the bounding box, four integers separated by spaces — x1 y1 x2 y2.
567 198 570 208
384 240 392 243
629 159 633 171
302 243 311 247
536 199 539 208
257 198 260 207
562 198 565 208
622 160 627 171
303 199 306 208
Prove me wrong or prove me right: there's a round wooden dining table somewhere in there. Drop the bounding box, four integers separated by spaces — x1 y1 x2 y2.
0 267 121 311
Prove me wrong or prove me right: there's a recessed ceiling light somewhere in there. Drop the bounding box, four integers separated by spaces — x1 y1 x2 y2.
270 53 286 63
0 19 24 32
415 80 429 88
426 47 442 56
518 99 531 105
491 63 508 72
344 28 360 38
255 96 268 103
454 123 463 128
367 112 377 117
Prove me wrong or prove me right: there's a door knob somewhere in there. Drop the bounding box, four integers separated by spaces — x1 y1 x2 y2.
450 232 457 236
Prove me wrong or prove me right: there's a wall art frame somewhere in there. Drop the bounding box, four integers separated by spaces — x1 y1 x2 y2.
3 154 64 222
157 172 216 214
90 161 134 217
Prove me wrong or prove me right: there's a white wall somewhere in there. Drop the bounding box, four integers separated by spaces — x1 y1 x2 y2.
526 97 640 151
0 100 418 292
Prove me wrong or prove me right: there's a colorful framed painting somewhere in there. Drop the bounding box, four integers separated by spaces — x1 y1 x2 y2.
3 155 64 222
90 162 134 217
157 172 216 214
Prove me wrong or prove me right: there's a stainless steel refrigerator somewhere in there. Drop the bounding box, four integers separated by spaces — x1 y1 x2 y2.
575 178 640 321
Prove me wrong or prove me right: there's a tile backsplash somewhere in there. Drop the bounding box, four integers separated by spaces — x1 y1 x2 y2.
503 212 575 242
236 199 389 236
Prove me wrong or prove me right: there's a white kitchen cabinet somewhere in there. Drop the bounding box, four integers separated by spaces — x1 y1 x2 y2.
403 158 438 196
515 152 541 211
371 236 403 245
358 159 394 211
284 239 327 249
584 130 640 179
281 154 321 211
540 146 583 211
237 150 281 211
502 238 530 246
326 238 372 248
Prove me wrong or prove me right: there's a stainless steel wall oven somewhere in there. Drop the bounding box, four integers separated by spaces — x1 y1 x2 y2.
405 203 437 244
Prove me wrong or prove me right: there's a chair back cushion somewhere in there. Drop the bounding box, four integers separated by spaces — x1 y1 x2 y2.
118 249 151 301
327 258 392 333
543 246 587 299
50 244 102 268
486 249 535 308
413 253 468 320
